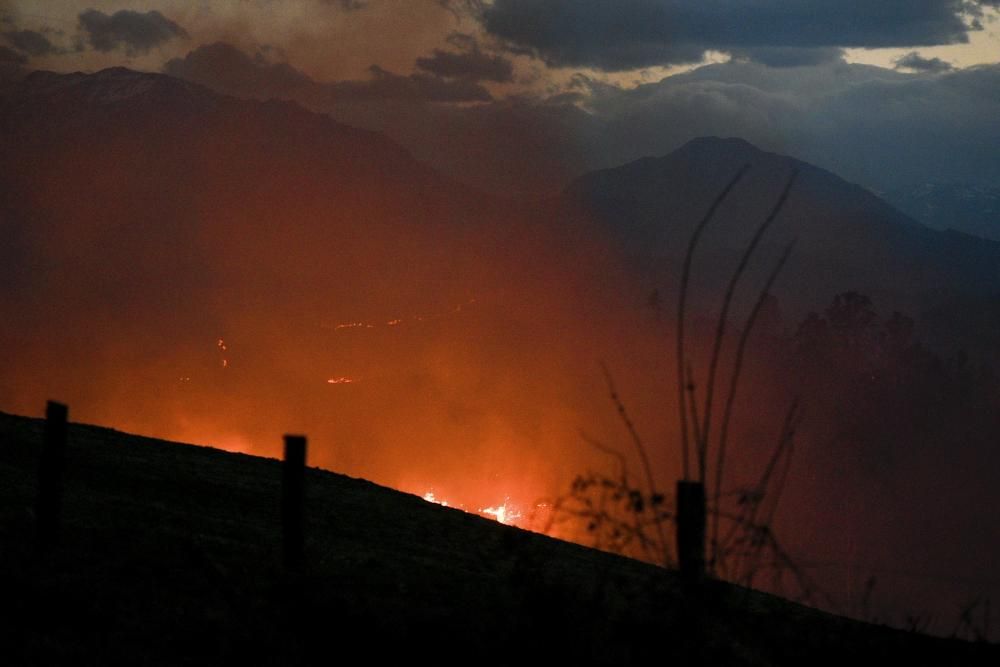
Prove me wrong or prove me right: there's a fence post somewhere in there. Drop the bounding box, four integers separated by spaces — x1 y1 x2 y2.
36 401 68 554
676 480 706 583
282 434 307 572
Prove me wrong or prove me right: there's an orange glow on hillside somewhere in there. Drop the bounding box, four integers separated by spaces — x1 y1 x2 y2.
422 490 529 527
480 499 522 525
0 98 706 574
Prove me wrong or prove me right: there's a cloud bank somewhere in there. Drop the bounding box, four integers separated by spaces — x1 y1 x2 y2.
481 0 990 70
78 8 188 55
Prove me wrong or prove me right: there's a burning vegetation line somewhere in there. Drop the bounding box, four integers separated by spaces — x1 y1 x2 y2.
324 298 478 333
421 491 526 526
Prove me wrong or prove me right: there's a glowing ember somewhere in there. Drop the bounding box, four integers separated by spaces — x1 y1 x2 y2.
480 499 522 525
327 377 357 384
421 490 523 526
422 491 449 507
326 299 478 333
217 338 229 368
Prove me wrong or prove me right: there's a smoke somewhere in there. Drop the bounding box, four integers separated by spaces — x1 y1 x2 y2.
4 69 997 634
0 72 686 517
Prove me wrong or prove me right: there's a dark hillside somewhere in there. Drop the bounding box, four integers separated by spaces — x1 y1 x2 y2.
563 136 1000 316
1 410 995 665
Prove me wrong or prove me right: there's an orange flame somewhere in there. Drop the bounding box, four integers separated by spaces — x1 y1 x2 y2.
422 490 526 526
480 499 522 525
217 338 229 368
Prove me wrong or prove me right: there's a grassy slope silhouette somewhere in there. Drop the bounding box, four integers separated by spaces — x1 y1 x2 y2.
2 410 996 665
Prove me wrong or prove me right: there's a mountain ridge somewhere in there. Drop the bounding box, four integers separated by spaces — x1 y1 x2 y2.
561 134 1000 317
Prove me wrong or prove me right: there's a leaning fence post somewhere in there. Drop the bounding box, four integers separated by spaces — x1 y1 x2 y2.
36 401 68 554
282 434 307 572
676 480 706 583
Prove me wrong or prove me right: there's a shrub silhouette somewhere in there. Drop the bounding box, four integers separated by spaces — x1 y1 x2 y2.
545 164 834 604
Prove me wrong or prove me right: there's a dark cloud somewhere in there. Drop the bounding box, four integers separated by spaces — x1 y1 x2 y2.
415 48 514 82
572 61 1000 193
3 29 58 57
324 0 368 9
78 9 188 55
894 51 955 72
332 64 493 101
0 44 27 65
166 42 492 105
437 0 489 20
160 39 1000 200
481 1 981 70
322 59 1000 197
164 42 312 99
729 46 845 68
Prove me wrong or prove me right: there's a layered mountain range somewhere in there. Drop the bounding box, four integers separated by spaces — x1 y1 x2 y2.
3 67 998 324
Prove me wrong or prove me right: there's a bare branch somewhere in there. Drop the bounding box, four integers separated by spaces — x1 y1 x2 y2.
677 164 750 480
699 168 799 482
711 239 797 569
600 363 669 564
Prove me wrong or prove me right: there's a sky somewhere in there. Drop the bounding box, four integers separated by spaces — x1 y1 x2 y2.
3 1 999 196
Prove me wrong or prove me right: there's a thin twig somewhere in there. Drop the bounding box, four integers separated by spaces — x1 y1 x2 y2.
601 364 668 563
736 401 800 578
677 164 750 480
581 431 657 562
685 362 703 454
699 169 799 482
581 431 629 484
711 240 797 569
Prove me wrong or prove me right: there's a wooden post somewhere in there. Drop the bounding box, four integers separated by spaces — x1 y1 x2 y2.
282 434 307 572
676 480 706 583
36 401 68 553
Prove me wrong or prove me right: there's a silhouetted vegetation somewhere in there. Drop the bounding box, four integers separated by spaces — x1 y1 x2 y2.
3 410 997 665
549 165 814 598
548 160 1000 636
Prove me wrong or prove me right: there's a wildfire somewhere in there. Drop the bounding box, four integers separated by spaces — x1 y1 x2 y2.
217 338 229 368
421 490 524 526
327 377 358 384
422 491 450 507
324 298 478 333
480 499 522 525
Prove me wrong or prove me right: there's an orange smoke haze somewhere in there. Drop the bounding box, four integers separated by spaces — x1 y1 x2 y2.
0 85 696 530
6 75 998 633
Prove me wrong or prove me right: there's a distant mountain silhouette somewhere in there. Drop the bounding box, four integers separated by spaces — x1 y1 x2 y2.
0 67 523 330
0 66 479 217
4 69 997 322
886 181 1000 242
3 69 999 337
563 136 1000 316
